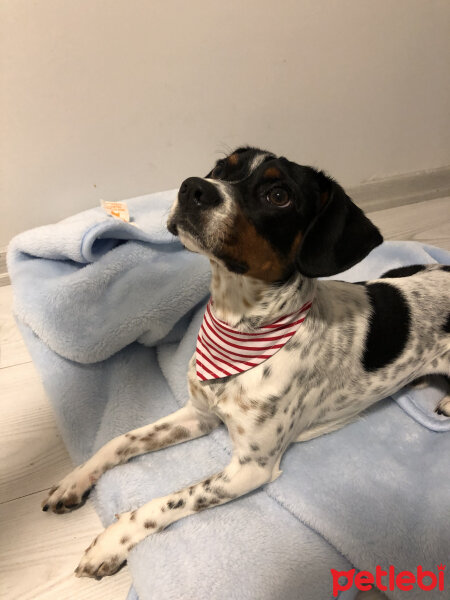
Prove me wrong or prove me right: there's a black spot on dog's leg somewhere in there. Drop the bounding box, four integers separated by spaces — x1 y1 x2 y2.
144 520 157 528
193 496 208 511
155 423 170 431
167 498 185 510
362 282 411 371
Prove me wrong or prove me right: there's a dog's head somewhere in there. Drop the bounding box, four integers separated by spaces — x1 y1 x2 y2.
167 146 382 281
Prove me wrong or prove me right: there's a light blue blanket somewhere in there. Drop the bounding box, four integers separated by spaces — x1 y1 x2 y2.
8 190 450 600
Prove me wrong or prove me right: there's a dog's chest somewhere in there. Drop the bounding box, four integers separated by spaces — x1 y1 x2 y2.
187 349 304 435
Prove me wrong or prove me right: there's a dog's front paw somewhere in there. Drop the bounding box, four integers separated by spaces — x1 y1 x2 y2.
75 516 133 579
435 395 450 417
42 466 95 513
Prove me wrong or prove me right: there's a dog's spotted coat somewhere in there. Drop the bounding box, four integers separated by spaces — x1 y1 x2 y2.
42 147 450 580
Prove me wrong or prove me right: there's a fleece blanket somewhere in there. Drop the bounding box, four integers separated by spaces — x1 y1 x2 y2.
7 190 450 600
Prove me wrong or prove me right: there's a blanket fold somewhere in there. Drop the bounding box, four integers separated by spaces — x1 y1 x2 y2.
8 190 450 600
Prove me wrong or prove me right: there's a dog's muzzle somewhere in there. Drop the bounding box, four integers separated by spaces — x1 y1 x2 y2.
168 177 223 236
179 177 222 209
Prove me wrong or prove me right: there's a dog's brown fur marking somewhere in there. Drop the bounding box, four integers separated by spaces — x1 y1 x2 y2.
155 423 170 432
223 210 286 282
64 492 78 506
263 166 281 179
165 425 190 444
235 391 251 412
144 519 157 528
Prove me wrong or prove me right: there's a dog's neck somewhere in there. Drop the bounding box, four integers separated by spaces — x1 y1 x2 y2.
209 259 316 332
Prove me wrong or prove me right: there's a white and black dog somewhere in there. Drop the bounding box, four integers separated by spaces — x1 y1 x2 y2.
42 146 450 581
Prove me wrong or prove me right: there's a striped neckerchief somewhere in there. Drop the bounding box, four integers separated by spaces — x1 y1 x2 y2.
196 297 313 381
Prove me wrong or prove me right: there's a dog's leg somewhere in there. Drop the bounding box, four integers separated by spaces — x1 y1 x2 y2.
42 402 220 513
409 375 429 390
75 455 275 578
434 369 450 417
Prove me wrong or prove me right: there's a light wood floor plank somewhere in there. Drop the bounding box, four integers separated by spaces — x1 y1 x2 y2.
0 287 132 597
0 285 31 368
0 362 72 504
368 196 450 250
0 492 132 600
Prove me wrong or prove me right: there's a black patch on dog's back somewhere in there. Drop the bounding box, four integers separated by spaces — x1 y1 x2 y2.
362 282 411 371
441 265 450 273
381 264 425 278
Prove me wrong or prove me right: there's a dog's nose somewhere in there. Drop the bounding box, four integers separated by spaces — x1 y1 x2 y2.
178 177 221 208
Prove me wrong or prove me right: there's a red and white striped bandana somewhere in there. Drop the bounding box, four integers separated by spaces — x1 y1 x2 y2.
196 298 313 381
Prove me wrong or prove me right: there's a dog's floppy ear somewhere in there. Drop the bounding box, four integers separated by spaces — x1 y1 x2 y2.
295 175 383 277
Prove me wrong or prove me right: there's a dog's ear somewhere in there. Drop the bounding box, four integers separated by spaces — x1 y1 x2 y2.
295 174 383 277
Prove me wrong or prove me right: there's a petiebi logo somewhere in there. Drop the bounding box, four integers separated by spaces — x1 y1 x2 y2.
331 564 446 596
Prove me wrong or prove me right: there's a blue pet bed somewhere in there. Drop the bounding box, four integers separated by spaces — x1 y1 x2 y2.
8 190 450 600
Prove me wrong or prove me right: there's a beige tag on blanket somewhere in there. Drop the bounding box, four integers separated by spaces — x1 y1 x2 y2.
101 200 130 223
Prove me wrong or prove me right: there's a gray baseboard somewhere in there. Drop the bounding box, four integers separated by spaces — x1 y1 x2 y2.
0 248 8 287
349 165 450 213
1 165 449 287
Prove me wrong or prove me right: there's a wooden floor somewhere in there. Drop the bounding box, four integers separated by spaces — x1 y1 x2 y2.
0 196 449 599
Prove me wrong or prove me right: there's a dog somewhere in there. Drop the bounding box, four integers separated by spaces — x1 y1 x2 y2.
42 146 450 582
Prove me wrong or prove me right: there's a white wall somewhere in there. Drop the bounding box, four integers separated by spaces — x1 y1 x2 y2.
1 0 449 246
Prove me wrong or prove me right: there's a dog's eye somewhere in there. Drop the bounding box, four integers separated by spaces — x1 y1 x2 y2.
211 161 225 179
266 187 291 207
